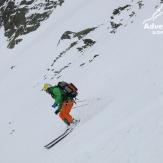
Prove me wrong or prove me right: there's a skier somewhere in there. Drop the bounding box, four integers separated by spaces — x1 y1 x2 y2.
42 82 78 126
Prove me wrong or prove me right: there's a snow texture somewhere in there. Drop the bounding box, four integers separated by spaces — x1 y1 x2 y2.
0 0 163 163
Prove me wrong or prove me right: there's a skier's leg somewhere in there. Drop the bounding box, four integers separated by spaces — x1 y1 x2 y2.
64 100 74 123
61 100 74 123
59 100 74 125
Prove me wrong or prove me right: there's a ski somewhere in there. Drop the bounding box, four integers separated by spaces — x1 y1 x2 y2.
44 120 80 149
44 128 73 149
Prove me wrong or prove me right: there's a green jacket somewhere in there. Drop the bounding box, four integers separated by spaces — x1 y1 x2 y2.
47 86 74 114
47 86 64 106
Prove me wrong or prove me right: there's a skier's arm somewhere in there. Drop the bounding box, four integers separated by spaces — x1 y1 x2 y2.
47 87 63 114
52 88 64 114
52 88 63 105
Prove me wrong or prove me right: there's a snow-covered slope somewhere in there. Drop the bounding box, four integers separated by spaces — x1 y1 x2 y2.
0 0 163 163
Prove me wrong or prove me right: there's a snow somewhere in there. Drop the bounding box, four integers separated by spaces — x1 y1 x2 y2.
0 0 163 163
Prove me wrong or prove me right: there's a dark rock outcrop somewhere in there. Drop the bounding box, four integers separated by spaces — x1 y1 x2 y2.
0 0 64 48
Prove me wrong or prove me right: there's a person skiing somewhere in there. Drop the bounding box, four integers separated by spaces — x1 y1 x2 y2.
42 82 78 126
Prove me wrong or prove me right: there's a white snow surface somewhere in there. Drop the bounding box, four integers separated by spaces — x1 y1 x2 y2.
0 0 163 163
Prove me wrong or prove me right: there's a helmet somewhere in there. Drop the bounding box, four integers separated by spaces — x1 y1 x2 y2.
42 83 52 91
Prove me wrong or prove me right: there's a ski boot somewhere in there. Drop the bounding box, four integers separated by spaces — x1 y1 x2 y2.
68 119 80 129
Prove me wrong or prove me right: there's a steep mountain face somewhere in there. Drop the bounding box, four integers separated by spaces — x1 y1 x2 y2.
0 0 162 49
0 0 64 48
42 0 161 81
0 0 163 163
109 1 144 33
44 26 98 80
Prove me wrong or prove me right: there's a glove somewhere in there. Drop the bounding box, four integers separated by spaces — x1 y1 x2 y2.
55 109 60 115
52 103 60 115
52 103 58 109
